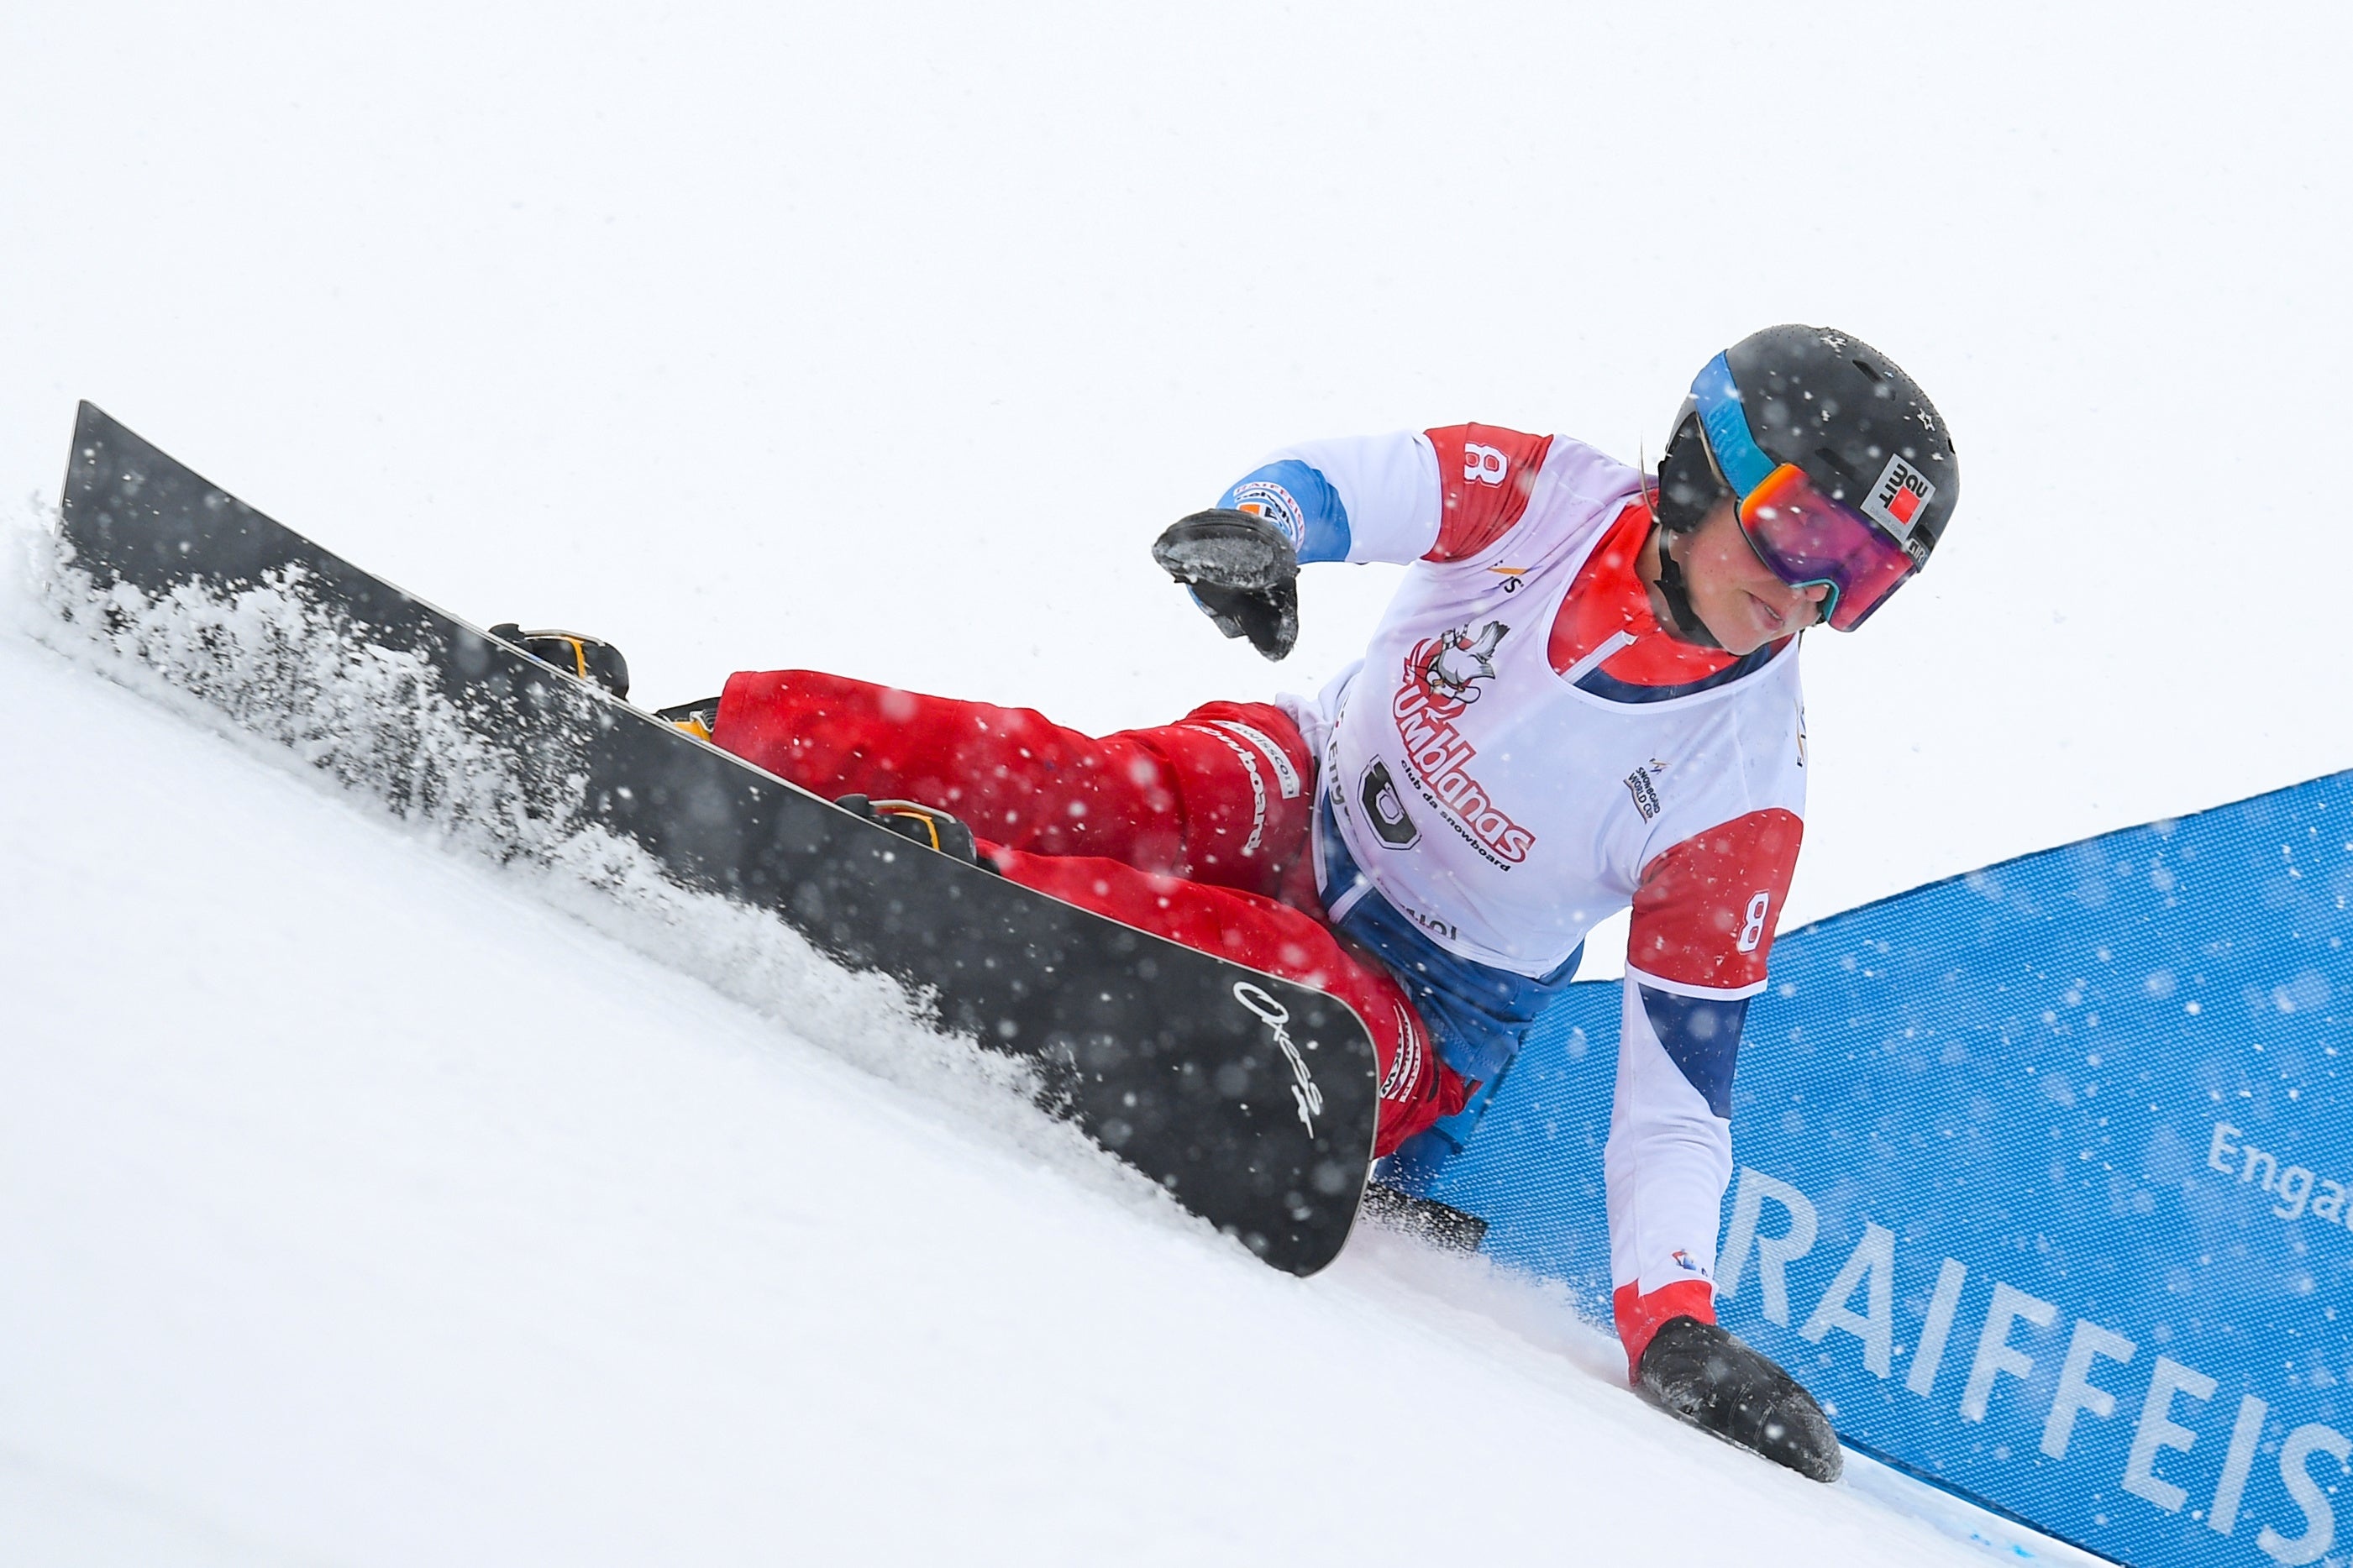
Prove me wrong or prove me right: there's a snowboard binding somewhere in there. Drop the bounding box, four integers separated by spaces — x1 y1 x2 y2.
654 696 721 742
834 794 990 870
489 624 632 700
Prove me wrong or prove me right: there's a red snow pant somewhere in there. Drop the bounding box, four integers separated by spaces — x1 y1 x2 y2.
712 670 1471 1156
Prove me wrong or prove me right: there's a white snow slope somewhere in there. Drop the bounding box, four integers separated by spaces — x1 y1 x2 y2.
3 2 2346 1562
0 561 2085 1566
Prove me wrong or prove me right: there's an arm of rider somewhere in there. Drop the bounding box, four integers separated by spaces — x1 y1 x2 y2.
1153 426 1545 658
1605 807 1838 1481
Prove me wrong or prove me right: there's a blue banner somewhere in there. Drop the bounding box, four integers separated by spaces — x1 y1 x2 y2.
1384 772 2353 1567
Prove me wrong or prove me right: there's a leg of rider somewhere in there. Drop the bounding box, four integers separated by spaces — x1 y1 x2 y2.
711 671 1314 899
713 670 1458 1148
1120 700 1317 899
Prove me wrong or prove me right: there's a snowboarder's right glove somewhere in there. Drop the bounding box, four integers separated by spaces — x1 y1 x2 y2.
1151 509 1300 661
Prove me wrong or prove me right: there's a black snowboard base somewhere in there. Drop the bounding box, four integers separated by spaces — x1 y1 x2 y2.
51 401 1384 1276
1358 1183 1489 1253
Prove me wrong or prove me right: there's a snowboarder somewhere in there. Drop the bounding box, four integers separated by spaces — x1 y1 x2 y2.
521 323 1957 1481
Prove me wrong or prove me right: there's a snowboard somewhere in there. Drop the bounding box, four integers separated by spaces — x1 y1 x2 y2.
54 401 1381 1276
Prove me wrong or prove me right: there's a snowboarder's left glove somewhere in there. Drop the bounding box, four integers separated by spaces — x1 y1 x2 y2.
1636 1315 1843 1482
1151 509 1300 661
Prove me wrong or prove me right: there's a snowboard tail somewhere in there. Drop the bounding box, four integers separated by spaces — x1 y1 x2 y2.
54 401 1381 1276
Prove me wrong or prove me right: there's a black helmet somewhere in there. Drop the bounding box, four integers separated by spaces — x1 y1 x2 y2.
1655 324 1959 569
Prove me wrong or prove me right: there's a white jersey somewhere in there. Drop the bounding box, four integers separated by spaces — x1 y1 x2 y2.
1238 422 1809 1305
1274 425 1807 995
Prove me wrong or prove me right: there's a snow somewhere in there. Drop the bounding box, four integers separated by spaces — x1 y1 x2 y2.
2 1 2340 1560
0 559 2075 1564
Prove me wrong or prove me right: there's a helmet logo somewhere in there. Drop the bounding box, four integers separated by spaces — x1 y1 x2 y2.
1863 453 1936 543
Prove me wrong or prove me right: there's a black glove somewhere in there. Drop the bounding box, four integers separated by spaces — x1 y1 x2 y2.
1150 508 1300 660
1636 1316 1842 1482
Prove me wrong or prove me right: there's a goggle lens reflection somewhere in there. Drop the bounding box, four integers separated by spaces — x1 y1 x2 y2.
1737 464 1919 633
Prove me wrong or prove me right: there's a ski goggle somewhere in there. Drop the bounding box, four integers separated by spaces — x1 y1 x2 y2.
1688 354 1925 632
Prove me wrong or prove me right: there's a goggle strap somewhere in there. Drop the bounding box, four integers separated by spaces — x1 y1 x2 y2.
1652 527 1723 650
1690 354 1778 497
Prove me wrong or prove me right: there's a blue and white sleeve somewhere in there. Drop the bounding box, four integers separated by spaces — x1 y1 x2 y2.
1216 432 1442 566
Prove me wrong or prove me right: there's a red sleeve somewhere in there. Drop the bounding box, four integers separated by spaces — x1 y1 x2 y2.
1423 423 1553 562
1626 808 1804 994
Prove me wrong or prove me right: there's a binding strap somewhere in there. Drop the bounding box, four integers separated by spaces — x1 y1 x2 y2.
1652 528 1722 651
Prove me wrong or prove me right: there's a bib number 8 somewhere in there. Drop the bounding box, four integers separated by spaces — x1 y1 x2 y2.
1736 890 1771 953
